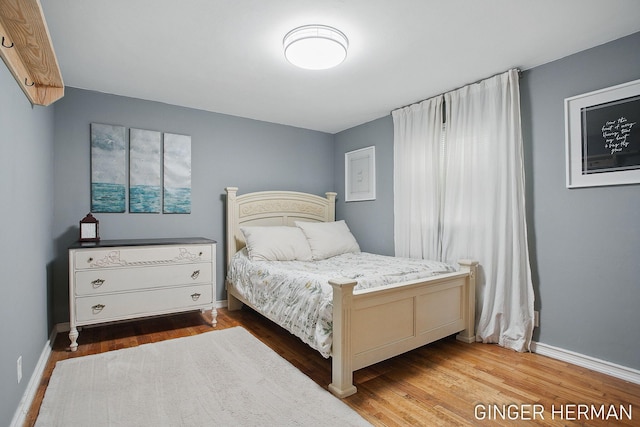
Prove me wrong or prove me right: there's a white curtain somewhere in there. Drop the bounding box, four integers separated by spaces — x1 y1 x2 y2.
393 69 535 352
392 96 444 261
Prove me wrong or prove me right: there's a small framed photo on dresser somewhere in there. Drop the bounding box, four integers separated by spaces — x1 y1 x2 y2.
79 213 100 242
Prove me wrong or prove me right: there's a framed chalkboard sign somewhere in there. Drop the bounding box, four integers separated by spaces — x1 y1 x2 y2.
565 79 640 188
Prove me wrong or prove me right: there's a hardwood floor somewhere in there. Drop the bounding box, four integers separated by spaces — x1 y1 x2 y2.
26 308 640 426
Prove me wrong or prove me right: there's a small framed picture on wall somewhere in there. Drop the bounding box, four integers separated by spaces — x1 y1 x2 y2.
345 146 376 202
565 79 640 188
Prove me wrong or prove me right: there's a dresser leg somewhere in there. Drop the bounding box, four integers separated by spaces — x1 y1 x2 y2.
69 327 79 352
211 307 218 327
201 307 217 327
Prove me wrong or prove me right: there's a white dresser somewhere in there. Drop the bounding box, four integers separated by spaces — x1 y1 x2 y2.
68 238 216 351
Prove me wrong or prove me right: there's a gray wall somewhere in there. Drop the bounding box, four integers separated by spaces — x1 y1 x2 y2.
51 88 335 324
0 66 55 425
333 31 640 370
521 32 640 369
334 116 395 256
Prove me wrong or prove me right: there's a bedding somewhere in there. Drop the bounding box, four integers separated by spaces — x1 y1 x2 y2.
240 226 312 261
295 220 361 259
227 249 456 357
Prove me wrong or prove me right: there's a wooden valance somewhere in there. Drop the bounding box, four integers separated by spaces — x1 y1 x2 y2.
0 0 64 106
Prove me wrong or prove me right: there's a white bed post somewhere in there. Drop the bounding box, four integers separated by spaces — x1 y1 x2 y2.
456 259 478 343
328 278 358 398
225 187 244 311
225 187 238 266
325 192 337 221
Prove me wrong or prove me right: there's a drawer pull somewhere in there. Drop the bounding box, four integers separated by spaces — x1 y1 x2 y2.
191 293 201 301
91 278 105 288
87 257 94 263
199 251 203 256
92 304 105 313
191 270 200 280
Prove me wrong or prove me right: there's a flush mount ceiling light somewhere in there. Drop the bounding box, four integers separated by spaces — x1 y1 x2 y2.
283 25 349 70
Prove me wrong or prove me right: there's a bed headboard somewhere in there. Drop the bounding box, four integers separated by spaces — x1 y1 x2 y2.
225 187 337 266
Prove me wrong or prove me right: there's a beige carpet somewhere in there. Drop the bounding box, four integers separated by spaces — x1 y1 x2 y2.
36 327 370 426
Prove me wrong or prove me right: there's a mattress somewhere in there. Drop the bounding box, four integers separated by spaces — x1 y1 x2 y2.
227 249 456 357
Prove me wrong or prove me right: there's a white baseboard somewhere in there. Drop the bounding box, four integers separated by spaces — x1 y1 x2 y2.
10 328 57 427
531 341 640 385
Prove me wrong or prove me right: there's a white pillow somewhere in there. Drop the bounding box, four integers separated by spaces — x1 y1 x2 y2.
240 226 312 261
295 220 360 260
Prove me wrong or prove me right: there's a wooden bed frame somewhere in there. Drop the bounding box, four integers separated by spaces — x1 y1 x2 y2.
224 187 478 398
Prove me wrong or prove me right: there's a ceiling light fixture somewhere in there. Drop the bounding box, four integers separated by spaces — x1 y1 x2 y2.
283 25 348 70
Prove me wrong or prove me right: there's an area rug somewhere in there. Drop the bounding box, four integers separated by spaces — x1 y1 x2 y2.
36 327 370 426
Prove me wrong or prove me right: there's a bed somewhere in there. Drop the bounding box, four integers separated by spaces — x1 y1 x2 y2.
224 187 478 398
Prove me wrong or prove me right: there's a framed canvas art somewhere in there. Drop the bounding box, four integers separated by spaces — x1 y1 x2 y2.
163 133 192 213
91 123 126 212
565 79 640 188
345 146 376 201
129 128 161 213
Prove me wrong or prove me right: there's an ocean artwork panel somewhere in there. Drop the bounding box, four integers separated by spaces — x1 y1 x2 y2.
163 133 191 214
129 129 161 213
91 123 126 213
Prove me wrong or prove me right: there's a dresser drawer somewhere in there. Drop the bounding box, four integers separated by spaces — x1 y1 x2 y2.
74 245 213 270
74 262 212 296
75 284 213 323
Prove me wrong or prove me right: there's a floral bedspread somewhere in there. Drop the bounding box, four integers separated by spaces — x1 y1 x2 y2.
226 250 456 357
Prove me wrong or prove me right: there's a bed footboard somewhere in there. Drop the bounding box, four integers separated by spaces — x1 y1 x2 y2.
328 259 478 398
454 259 478 343
224 187 479 399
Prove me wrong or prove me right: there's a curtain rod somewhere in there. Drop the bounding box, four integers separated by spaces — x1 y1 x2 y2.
391 68 522 113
